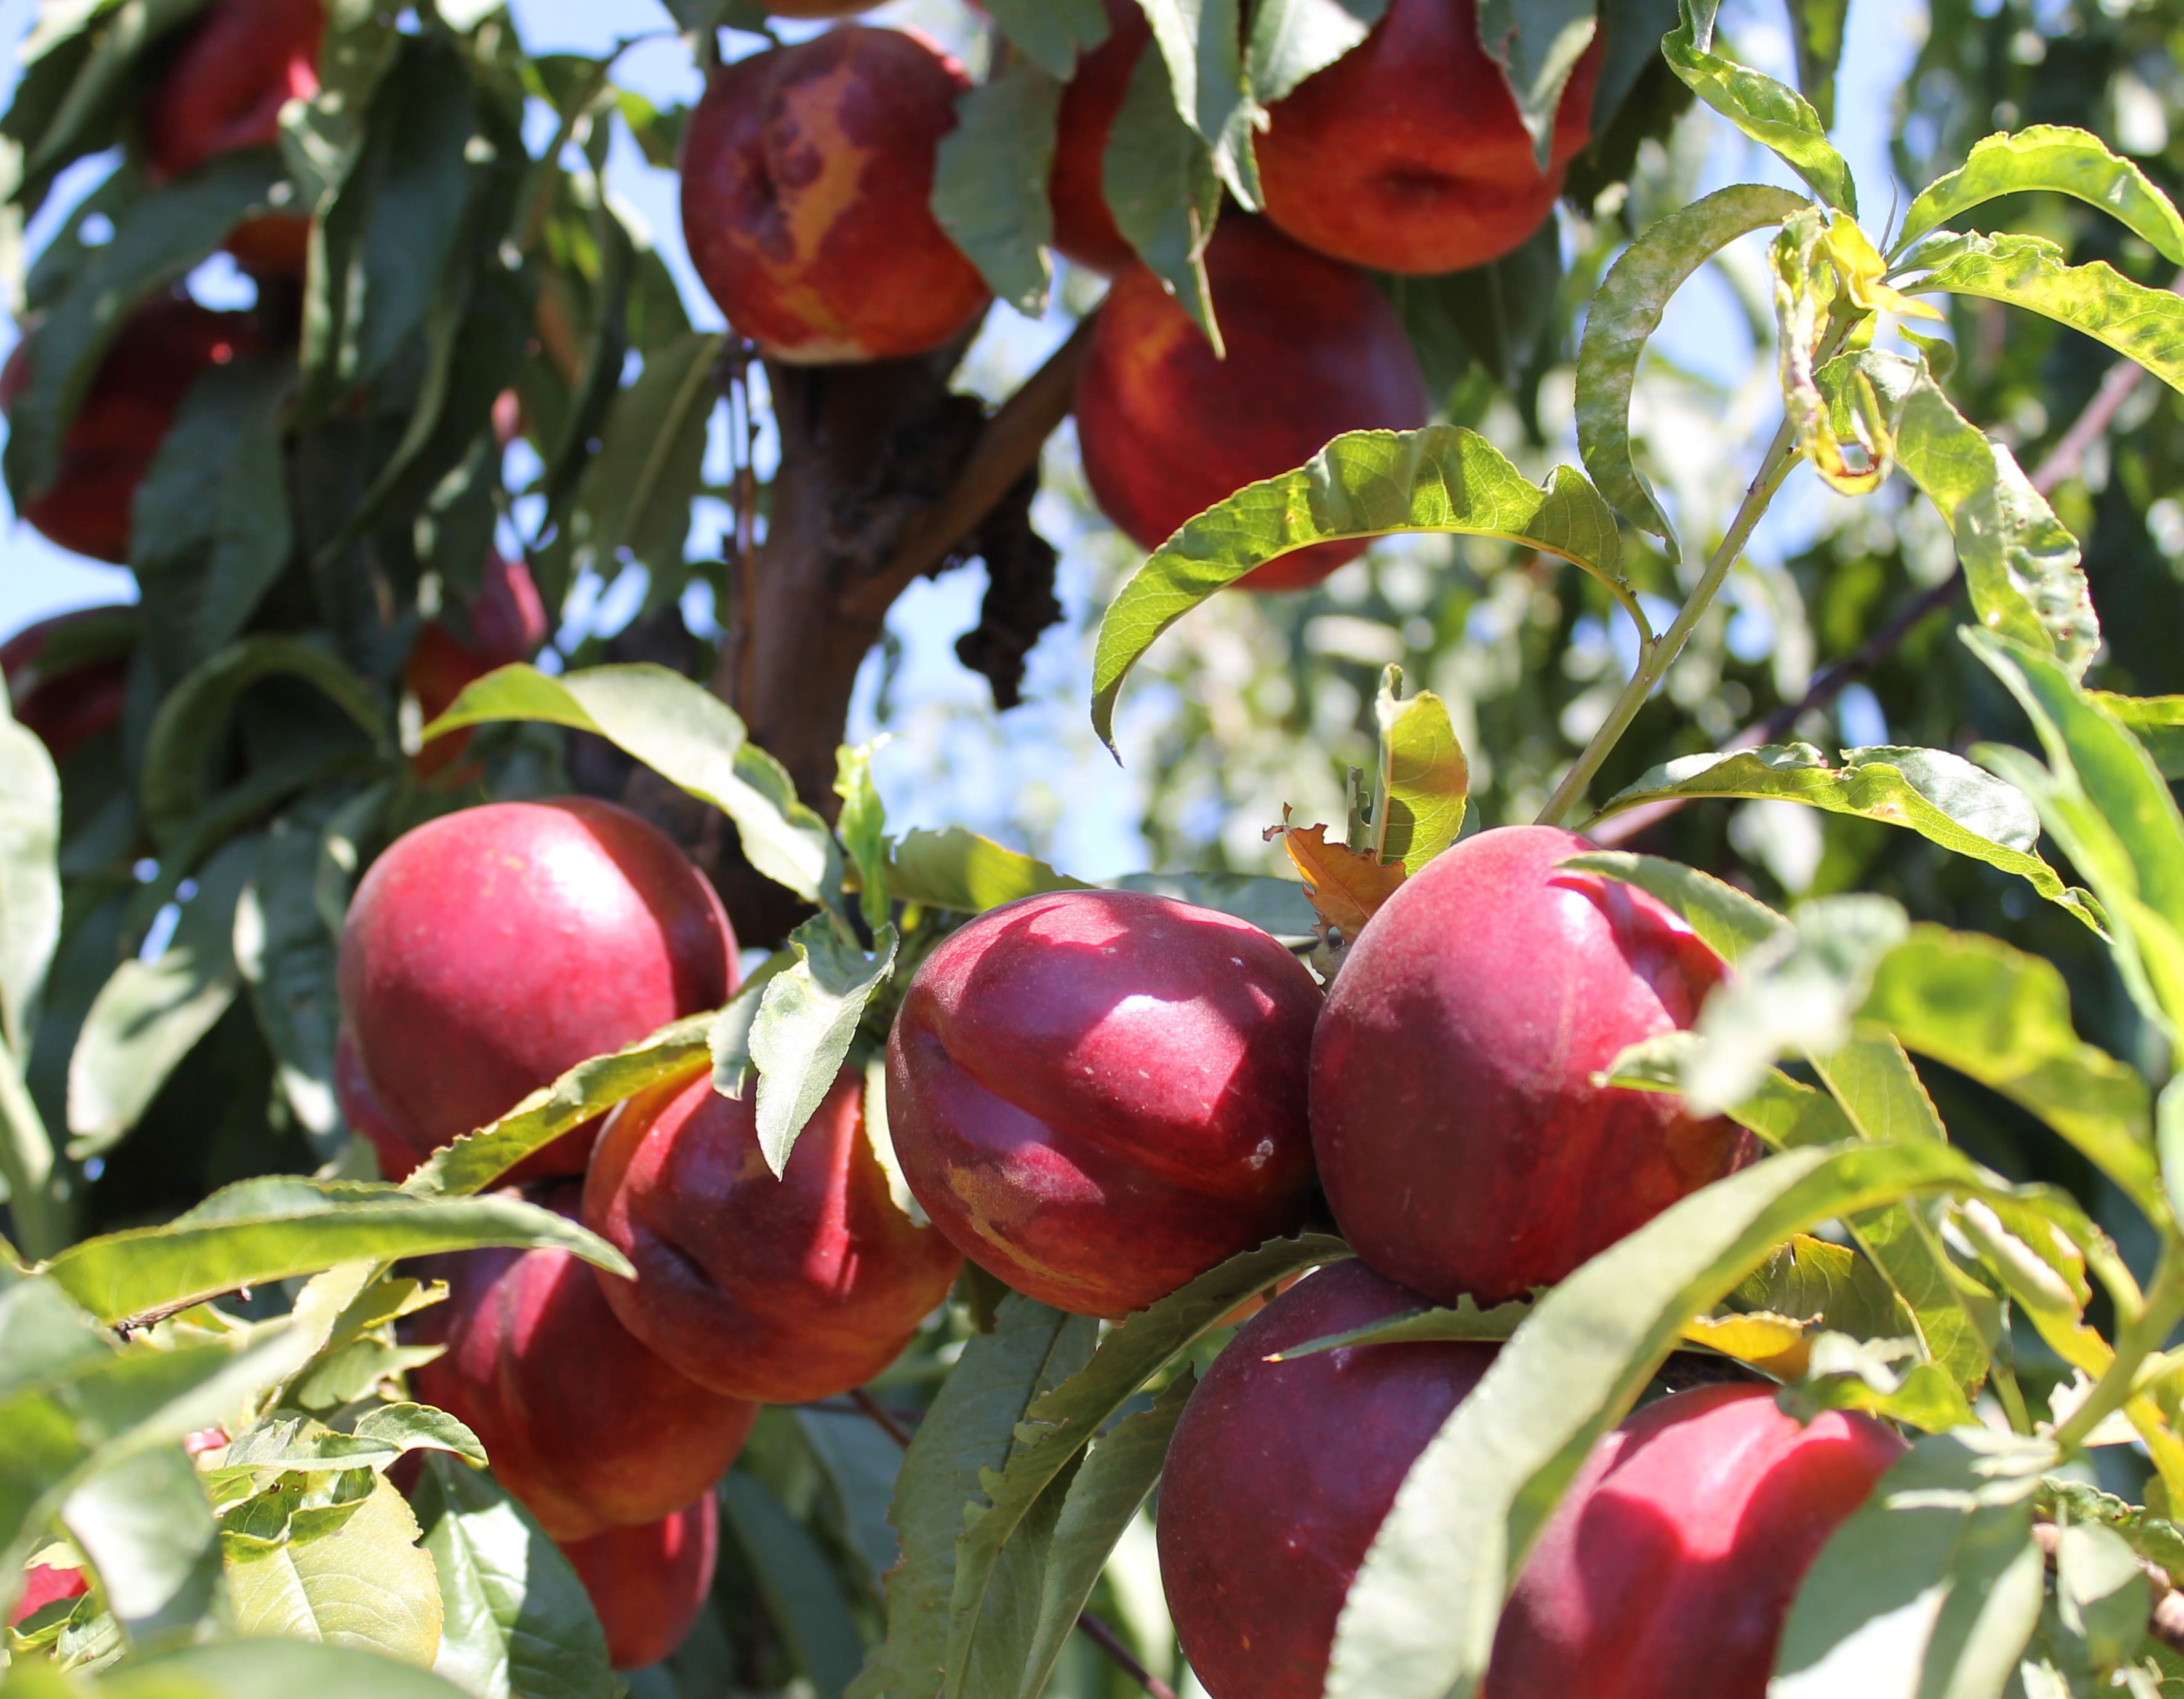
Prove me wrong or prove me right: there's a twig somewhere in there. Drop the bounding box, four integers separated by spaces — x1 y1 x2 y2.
846 1380 1175 1699
838 312 1099 624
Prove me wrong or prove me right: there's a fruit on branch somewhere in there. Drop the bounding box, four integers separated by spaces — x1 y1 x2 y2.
404 551 550 780
1310 825 1744 1308
680 26 990 362
335 1025 431 1181
1048 0 1152 274
409 1184 758 1542
1481 1385 1905 1698
0 607 132 761
1073 215 1430 591
2 298 262 565
1254 0 1600 274
886 888 1321 1317
560 1495 718 1671
1158 1259 1499 1699
7 1565 88 1627
584 1064 961 1403
337 799 738 1180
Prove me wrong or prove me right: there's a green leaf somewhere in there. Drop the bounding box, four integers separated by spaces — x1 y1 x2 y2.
1575 183 1810 544
720 1473 865 1699
932 58 1060 316
850 1296 1098 1699
1904 230 2184 398
401 1012 715 1200
1662 0 1854 212
1370 666 1466 874
0 694 60 1059
998 1375 1190 1699
66 833 258 1157
426 663 836 903
1861 925 2162 1223
1090 426 1628 754
1135 0 1257 208
412 1453 614 1699
887 828 1087 915
707 953 794 1097
835 742 890 935
747 918 897 1177
1100 34 1223 345
279 2 403 214
225 1473 442 1667
1771 1428 2052 1698
1478 0 1599 163
982 0 1113 79
1820 351 2098 680
64 1443 224 1647
1245 0 1386 106
1260 1293 1535 1359
94 1639 479 1698
1322 1140 2008 1699
351 1405 487 1469
40 1179 631 1326
562 330 722 590
1681 895 1909 1116
1556 849 1788 964
1897 126 2184 266
2055 1521 2152 1674
139 638 386 853
1590 743 2097 927
1777 1332 1979 1431
235 808 346 1153
2091 692 2184 780
1732 1233 1909 1341
129 357 295 679
942 1236 1349 1695
1785 0 1847 127
2038 1480 2184 1587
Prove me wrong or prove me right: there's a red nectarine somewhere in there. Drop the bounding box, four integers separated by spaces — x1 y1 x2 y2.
886 888 1321 1317
1255 0 1601 274
405 551 550 780
409 1185 758 1542
142 0 324 181
337 799 738 1180
1049 0 1151 274
7 1564 88 1627
584 1065 961 1404
0 607 131 761
1311 825 1746 1308
1073 215 1430 591
680 26 991 362
560 1495 718 1671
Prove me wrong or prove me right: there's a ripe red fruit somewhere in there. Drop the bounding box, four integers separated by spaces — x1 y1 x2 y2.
584 1065 961 1403
1073 215 1430 592
142 0 325 180
405 551 550 780
680 26 991 362
7 1564 89 1626
1158 1260 1500 1699
3 299 261 565
335 1025 431 1181
1255 0 1600 274
337 799 738 1180
1482 1385 1906 1698
886 888 1321 1317
561 1495 718 1671
1048 0 1152 273
0 607 131 761
409 1185 758 1542
1311 825 1745 1308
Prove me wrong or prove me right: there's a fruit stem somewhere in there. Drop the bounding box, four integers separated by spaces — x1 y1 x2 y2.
0 1048 74 1259
1537 414 1801 828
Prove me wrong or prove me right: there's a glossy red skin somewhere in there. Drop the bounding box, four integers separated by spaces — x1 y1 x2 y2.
1484 1386 1905 1698
1311 825 1745 1307
143 0 324 180
886 889 1321 1317
680 26 990 362
8 1565 89 1626
1159 1260 1498 1699
406 551 550 780
409 1185 758 1542
1074 215 1430 592
585 1065 961 1402
1256 0 1601 274
335 1025 433 1181
1049 0 1151 273
337 798 738 1180
4 300 261 564
561 1495 718 1670
0 608 129 761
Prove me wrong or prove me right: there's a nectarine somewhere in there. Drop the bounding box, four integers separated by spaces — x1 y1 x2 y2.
1255 0 1600 274
409 1185 758 1542
0 607 131 761
886 888 1321 1317
337 799 738 1180
1311 825 1746 1308
1073 215 1430 591
1048 0 1151 274
7 1564 87 1627
142 0 324 181
335 1025 431 1182
405 551 550 780
584 1065 961 1404
680 26 990 362
560 1495 718 1670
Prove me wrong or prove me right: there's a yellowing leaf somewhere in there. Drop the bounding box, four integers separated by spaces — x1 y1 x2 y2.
1268 817 1406 937
1825 214 1943 319
225 1474 442 1666
1682 1310 1814 1378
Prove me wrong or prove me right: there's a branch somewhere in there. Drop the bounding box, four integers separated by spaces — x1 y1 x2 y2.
839 310 1098 625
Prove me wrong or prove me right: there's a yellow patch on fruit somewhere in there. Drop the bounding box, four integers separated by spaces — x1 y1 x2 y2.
1681 1311 1815 1380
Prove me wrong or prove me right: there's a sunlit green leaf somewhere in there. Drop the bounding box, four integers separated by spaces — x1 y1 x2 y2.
1101 36 1222 343
94 1637 479 1697
747 917 897 1177
225 1474 441 1667
2092 691 2184 780
1246 0 1385 105
1558 849 1788 963
1897 125 2184 264
1371 666 1466 874
1478 0 1597 163
0 693 60 1059
1662 0 1854 211
887 828 1087 915
1777 1332 1978 1431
